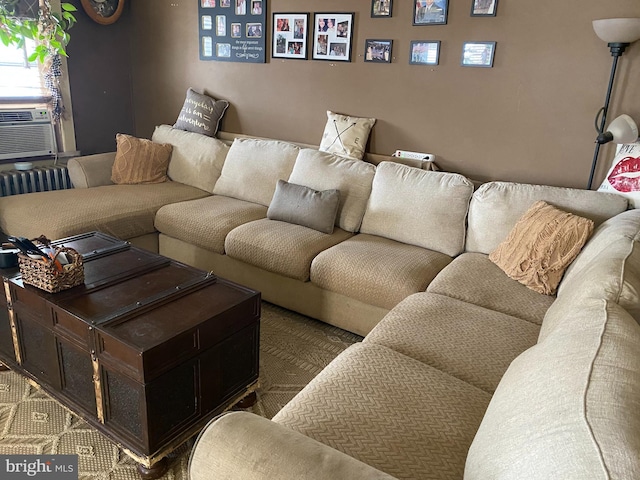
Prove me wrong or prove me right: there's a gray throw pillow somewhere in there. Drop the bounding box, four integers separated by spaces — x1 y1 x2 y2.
174 88 229 137
267 180 340 234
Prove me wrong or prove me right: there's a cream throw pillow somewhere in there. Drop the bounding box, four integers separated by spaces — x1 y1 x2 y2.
489 201 594 295
111 134 172 185
318 111 376 160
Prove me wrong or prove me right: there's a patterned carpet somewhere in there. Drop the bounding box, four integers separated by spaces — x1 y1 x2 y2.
0 302 362 479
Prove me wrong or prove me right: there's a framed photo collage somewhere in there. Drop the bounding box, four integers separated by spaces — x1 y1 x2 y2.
197 0 499 67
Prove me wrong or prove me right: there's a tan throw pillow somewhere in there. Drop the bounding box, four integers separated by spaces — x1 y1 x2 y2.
111 134 172 185
318 110 376 160
489 200 594 295
173 88 229 137
267 180 340 234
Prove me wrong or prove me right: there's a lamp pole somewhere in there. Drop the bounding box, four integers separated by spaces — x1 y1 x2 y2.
587 42 629 190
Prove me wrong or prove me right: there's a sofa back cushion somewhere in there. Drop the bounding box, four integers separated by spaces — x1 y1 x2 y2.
213 138 300 206
560 208 640 290
360 162 473 256
466 181 628 255
538 211 640 341
152 125 229 193
465 300 640 480
288 149 376 232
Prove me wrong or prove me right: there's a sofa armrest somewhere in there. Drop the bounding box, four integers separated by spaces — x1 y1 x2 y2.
189 412 395 480
67 152 116 188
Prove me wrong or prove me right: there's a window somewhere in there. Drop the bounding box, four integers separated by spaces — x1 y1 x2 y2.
0 38 47 99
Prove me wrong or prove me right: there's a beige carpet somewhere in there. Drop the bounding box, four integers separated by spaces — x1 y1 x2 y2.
0 302 362 479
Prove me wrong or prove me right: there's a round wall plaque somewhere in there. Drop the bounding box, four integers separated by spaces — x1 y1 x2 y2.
81 0 125 25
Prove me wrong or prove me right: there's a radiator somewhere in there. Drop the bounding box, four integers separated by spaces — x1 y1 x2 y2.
0 165 72 197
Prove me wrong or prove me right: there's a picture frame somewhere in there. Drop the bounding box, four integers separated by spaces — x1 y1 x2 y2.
250 0 262 15
470 0 498 17
199 0 267 63
312 12 354 62
201 15 213 30
371 0 392 18
413 0 448 26
365 39 393 63
216 15 226 36
80 0 125 25
461 41 496 67
409 40 440 65
272 13 310 60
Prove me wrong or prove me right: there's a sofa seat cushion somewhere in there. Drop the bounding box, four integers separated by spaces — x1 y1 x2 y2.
154 195 268 255
0 182 209 241
311 234 451 310
465 300 640 480
365 292 540 393
273 342 491 480
427 252 554 325
225 218 353 281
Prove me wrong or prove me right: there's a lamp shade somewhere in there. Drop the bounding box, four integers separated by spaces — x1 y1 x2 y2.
593 18 640 44
609 114 639 143
597 114 639 145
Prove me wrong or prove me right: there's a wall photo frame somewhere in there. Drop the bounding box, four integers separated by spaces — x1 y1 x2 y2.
371 0 392 18
461 41 496 67
365 39 393 63
273 13 309 60
413 0 448 26
198 0 266 63
312 12 354 62
409 40 440 65
470 0 498 17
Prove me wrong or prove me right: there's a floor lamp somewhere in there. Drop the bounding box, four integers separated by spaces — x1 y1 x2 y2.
588 18 640 190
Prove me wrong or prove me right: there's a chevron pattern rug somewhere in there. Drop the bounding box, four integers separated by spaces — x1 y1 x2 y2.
0 303 361 480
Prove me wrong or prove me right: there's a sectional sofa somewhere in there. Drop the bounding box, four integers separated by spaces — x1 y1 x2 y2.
0 126 638 479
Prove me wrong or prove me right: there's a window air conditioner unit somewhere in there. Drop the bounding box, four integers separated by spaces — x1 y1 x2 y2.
0 109 57 161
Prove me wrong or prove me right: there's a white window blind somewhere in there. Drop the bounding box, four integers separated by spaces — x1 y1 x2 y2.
0 39 47 99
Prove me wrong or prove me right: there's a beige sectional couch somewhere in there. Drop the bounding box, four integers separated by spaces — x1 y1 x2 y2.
0 126 638 479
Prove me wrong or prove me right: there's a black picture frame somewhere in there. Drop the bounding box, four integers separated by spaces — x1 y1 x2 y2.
409 40 440 65
461 41 496 67
272 12 310 60
470 0 498 17
198 0 267 63
413 0 448 26
312 12 354 62
371 0 393 18
365 39 393 63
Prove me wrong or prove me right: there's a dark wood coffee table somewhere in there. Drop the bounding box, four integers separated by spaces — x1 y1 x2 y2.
0 232 260 479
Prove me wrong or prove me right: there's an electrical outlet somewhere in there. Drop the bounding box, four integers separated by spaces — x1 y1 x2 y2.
394 150 436 162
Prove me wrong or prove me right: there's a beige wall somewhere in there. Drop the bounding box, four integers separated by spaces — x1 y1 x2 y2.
129 1 640 188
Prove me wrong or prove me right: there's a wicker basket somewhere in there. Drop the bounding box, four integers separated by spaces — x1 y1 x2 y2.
18 246 84 293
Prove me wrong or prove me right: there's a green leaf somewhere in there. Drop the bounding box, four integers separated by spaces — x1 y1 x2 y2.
27 51 38 62
62 3 77 12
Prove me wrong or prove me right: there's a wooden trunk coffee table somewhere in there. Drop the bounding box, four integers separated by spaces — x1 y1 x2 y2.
0 232 260 479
